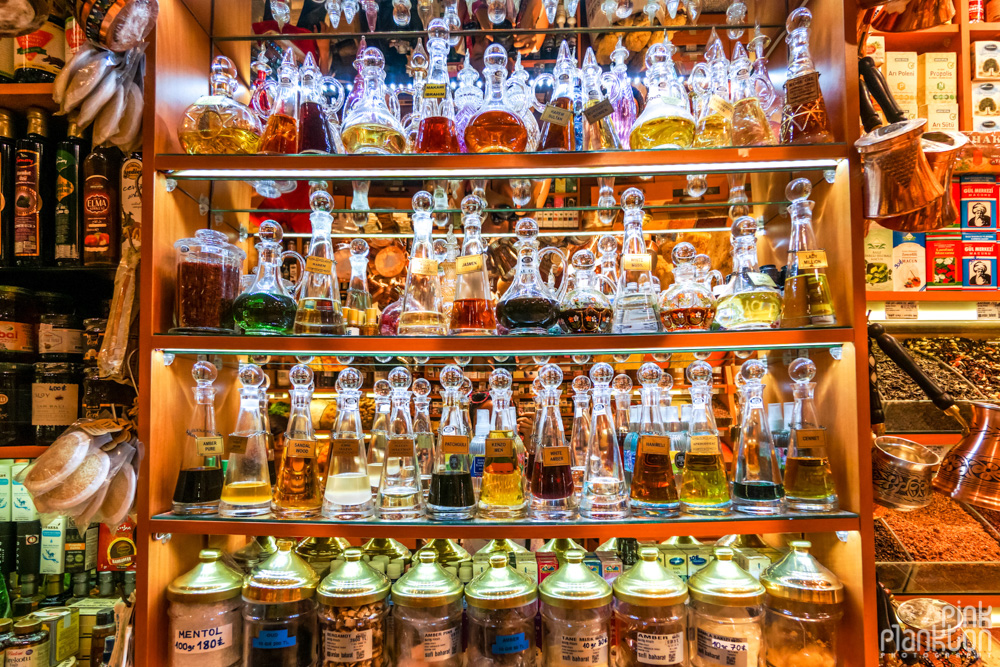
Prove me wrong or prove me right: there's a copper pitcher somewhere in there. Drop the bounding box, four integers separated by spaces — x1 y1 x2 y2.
871 0 956 32
934 402 1000 511
855 119 945 220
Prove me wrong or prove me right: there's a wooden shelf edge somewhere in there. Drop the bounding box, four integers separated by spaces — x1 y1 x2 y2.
0 83 57 112
0 446 48 459
866 291 1000 302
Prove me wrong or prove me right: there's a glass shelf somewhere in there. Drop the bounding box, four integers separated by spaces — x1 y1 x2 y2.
216 200 790 216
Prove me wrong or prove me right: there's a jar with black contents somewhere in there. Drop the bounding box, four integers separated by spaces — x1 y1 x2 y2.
0 287 37 362
34 291 74 318
38 314 84 362
0 363 32 446
82 318 107 367
32 362 81 445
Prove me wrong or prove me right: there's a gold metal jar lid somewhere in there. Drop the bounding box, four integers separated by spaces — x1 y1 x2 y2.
362 538 411 561
412 539 471 566
296 537 352 563
465 553 537 610
715 534 769 549
0 618 11 633
660 536 702 546
232 536 278 572
760 541 843 606
317 548 390 607
688 547 764 607
167 549 244 603
613 546 688 607
475 539 529 557
540 538 586 563
14 619 41 635
539 550 612 610
243 539 319 603
391 551 464 608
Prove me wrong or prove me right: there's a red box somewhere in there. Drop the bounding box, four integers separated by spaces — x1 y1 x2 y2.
98 516 136 571
535 551 559 583
926 231 963 289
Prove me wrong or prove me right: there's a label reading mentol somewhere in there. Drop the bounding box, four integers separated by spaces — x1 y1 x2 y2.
174 624 233 654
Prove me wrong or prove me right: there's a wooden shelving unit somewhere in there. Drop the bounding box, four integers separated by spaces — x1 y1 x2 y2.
0 83 58 112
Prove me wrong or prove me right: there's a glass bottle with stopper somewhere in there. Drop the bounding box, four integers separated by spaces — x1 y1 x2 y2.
415 20 462 154
234 221 303 335
323 367 374 519
693 29 734 148
464 44 528 153
428 365 476 520
294 187 345 335
597 234 619 302
559 249 616 334
402 39 430 153
715 216 782 330
259 50 299 154
730 41 776 146
613 188 661 333
608 38 637 147
496 218 567 335
530 364 577 520
453 53 484 153
341 46 406 155
412 377 434 498
367 378 392 492
629 38 695 150
273 364 323 518
343 239 374 335
297 53 335 154
398 191 448 335
376 367 424 520
568 374 591 498
732 359 785 515
780 7 834 144
534 41 578 153
784 357 837 511
749 27 783 139
679 361 731 515
249 47 274 124
613 372 633 451
631 362 680 516
579 47 620 152
219 364 272 517
178 55 261 154
173 361 224 515
781 178 836 328
580 362 630 520
659 241 717 331
507 53 541 152
478 368 528 519
450 195 497 335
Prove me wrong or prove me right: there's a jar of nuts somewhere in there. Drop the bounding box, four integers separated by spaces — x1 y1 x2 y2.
317 548 390 667
612 546 688 667
465 552 538 666
391 551 465 666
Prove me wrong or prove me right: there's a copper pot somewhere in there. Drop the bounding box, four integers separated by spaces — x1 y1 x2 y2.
934 402 1000 511
855 119 945 220
871 0 956 32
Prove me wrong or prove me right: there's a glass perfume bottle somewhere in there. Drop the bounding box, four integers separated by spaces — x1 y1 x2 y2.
397 192 447 335
454 52 484 153
323 367 374 519
272 364 322 518
415 20 462 154
780 7 834 144
659 242 717 331
608 38 637 147
715 216 782 330
597 234 619 302
614 373 633 445
733 359 785 514
234 221 303 335
679 361 731 515
294 187 345 335
219 364 272 517
478 368 528 519
530 364 577 520
784 357 837 511
558 249 615 334
412 377 434 497
496 218 566 335
259 50 299 154
568 374 591 497
613 188 661 333
259 373 277 483
535 41 578 153
342 36 367 118
428 366 476 520
629 38 695 150
367 378 391 492
581 47 622 152
343 239 373 335
630 362 679 516
172 361 224 515
322 76 347 155
375 367 424 520
749 26 783 140
465 44 528 153
401 39 429 153
693 29 734 148
580 362 630 520
249 47 274 125
507 54 542 152
450 196 497 335
781 178 836 328
178 55 262 155
341 46 407 154
730 40 775 147
297 53 334 154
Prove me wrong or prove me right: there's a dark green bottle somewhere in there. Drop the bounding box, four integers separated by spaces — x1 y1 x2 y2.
54 122 88 266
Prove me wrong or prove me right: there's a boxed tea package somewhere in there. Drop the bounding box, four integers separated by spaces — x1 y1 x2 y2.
926 231 964 290
962 231 998 289
961 175 999 229
974 41 1000 80
865 223 894 291
892 231 926 291
917 52 957 104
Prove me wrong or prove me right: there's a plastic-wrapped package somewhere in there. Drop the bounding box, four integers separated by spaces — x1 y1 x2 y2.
98 239 140 381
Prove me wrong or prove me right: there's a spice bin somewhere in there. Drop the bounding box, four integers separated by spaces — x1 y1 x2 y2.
464 552 538 666
613 546 688 667
539 549 613 667
390 550 465 666
173 229 246 333
316 547 390 667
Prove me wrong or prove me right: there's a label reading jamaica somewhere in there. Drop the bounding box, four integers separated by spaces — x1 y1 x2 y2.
486 437 513 458
287 439 316 459
542 446 571 467
196 436 225 457
442 435 470 455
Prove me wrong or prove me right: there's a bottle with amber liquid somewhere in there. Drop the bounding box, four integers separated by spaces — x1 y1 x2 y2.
464 44 528 153
535 41 577 152
780 178 836 328
273 364 323 518
628 37 694 150
179 55 262 154
293 186 345 335
529 364 577 520
692 29 734 148
449 195 497 335
679 361 731 515
259 50 299 154
342 46 407 155
478 368 527 519
715 217 782 331
297 53 333 154
630 362 679 516
730 41 776 147
581 47 621 152
580 362 630 520
780 7 835 144
219 364 272 517
784 357 837 511
415 19 462 154
172 361 224 515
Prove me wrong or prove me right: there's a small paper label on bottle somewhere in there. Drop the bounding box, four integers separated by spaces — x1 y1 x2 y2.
228 434 249 454
386 438 414 458
31 383 79 426
456 254 484 274
173 624 233 654
542 446 571 467
491 631 530 655
794 250 828 269
707 94 734 118
286 439 316 459
486 437 513 457
421 626 461 661
748 272 776 287
423 83 447 99
583 99 615 124
196 436 225 456
441 434 470 455
559 633 609 664
696 628 750 667
793 428 827 448
38 325 84 354
305 256 333 275
785 71 822 108
622 253 651 271
639 435 672 456
410 257 439 276
78 418 123 436
331 438 360 457
688 435 720 454
540 104 573 126
636 631 685 665
252 628 297 650
323 628 373 662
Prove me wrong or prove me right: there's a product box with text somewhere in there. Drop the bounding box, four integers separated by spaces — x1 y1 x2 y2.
961 175 999 230
918 52 957 104
926 231 964 290
962 231 998 289
974 41 1000 80
865 223 894 291
886 51 918 107
892 231 926 291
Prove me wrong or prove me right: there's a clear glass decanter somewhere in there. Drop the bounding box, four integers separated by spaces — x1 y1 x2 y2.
172 361 224 515
630 362 679 516
259 50 299 154
730 40 775 147
608 37 637 147
658 241 717 331
259 373 276 483
780 7 834 144
375 367 424 520
715 216 782 330
450 195 498 335
272 364 322 518
342 36 367 118
454 52 484 153
568 374 591 498
343 239 373 335
428 366 476 520
597 234 619 303
559 249 616 334
781 178 836 328
629 38 695 150
535 41 578 153
178 55 261 155
581 47 621 152
613 188 661 333
234 221 303 335
733 359 785 514
341 46 406 154
412 377 434 498
464 44 528 153
249 47 273 125
219 364 272 517
367 378 391 492
415 20 462 154
749 26 783 140
580 362 630 520
294 187 345 335
529 364 577 520
496 218 567 335
679 360 731 515
614 373 633 444
298 53 335 154
507 54 541 152
323 367 374 519
402 39 429 153
398 191 448 335
479 368 528 519
693 29 734 148
784 357 837 511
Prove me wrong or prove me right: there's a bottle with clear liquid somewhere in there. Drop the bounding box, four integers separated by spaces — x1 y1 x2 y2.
612 374 635 481
438 231 459 326
272 364 323 518
580 362 630 520
715 216 782 330
401 40 429 151
629 38 695 150
780 8 834 144
784 357 837 511
323 367 374 519
568 374 591 498
578 47 621 152
234 221 303 335
259 50 299 154
507 53 541 152
411 377 435 499
428 366 476 520
415 20 462 154
343 239 373 334
375 367 424 520
398 192 448 336
367 378 391 492
178 55 261 155
534 41 578 153
297 53 334 154
732 359 784 514
730 41 775 147
749 27 783 140
781 178 836 328
630 362 680 516
294 187 345 335
529 364 577 520
470 407 489 496
608 37 637 147
496 218 567 335
558 249 615 334
450 195 498 335
679 361 731 515
479 368 528 519
464 44 528 153
659 242 718 331
597 234 619 303
219 364 272 517
454 53 484 153
693 29 734 148
172 361 224 515
259 373 277 484
613 188 661 333
341 46 407 154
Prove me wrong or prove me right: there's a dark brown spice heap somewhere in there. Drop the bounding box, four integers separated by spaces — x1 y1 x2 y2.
875 520 910 562
880 493 1000 562
903 336 1000 400
873 347 982 402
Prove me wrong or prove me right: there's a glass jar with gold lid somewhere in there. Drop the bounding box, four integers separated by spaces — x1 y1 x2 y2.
613 546 688 667
688 547 765 667
539 549 613 667
296 537 352 579
316 547 390 667
465 552 538 666
760 541 843 667
167 548 244 667
242 539 320 667
391 550 465 666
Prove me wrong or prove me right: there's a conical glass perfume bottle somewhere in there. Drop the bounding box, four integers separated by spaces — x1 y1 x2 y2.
341 46 407 154
343 238 373 335
784 357 837 512
507 53 542 152
234 221 302 335
749 26 783 140
693 29 734 148
259 373 277 483
272 364 322 518
297 53 334 154
496 218 566 335
259 50 299 154
581 47 622 152
780 7 834 144
613 373 636 482
715 216 782 330
412 377 434 498
568 374 592 498
608 38 637 146
342 36 367 117
219 364 272 517
465 44 528 153
679 360 731 515
580 362 630 520
179 55 262 154
428 366 476 520
659 241 717 331
613 188 661 333
249 47 273 124
375 367 424 520
323 366 374 519
172 361 224 515
781 178 836 328
733 359 785 514
529 364 577 520
630 362 679 516
402 39 429 152
450 195 498 335
322 76 347 155
294 187 345 335
479 368 528 519
535 41 578 152
415 19 462 154
558 250 615 334
629 38 695 150
730 40 775 146
398 192 448 336
367 378 391 492
454 52 484 153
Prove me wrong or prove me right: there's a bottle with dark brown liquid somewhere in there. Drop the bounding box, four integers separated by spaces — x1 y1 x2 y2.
296 53 333 154
82 146 120 266
54 122 87 266
496 218 565 335
260 50 300 154
535 41 577 152
172 361 225 515
0 109 15 266
13 107 53 267
558 249 615 334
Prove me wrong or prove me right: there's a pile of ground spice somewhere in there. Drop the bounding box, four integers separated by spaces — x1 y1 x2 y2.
875 520 910 562
879 493 1000 562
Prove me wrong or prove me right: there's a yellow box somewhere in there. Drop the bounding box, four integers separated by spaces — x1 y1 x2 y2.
886 51 919 105
917 52 957 104
918 104 960 131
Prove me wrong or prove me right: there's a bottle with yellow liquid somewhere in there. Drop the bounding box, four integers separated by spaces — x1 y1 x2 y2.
715 217 783 330
780 178 836 328
219 364 272 517
730 41 775 146
679 361 731 515
580 47 621 152
341 46 406 155
784 357 838 511
272 364 323 518
692 29 734 148
629 37 694 150
478 368 527 520
177 55 261 155
397 192 448 335
293 186 345 335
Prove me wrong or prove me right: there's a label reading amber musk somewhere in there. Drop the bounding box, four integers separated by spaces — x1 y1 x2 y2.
793 428 827 448
486 438 513 458
785 71 822 107
583 99 614 124
423 82 447 99
228 434 249 454
639 435 672 456
622 253 651 271
196 436 225 456
542 446 571 467
442 435 470 455
540 104 572 127
455 254 484 275
331 438 360 457
410 257 439 276
305 256 333 275
386 438 414 458
688 435 720 455
287 439 316 459
707 94 734 118
794 250 828 270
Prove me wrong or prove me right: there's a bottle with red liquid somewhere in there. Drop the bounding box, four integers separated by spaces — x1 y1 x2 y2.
297 53 333 154
415 19 462 154
259 50 299 154
529 363 578 520
534 40 578 152
449 195 497 334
